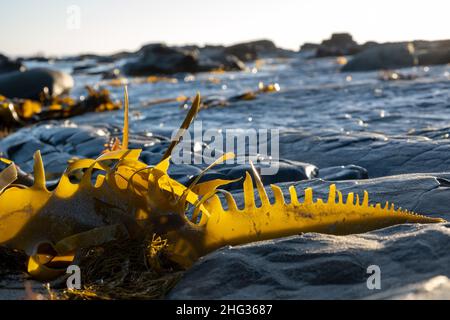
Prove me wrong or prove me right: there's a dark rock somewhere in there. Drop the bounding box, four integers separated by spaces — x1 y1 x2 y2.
415 39 450 66
300 43 320 51
0 54 25 75
318 165 368 180
342 42 416 71
315 33 360 57
25 55 52 63
0 68 74 100
123 43 198 75
224 39 285 61
123 43 245 76
360 41 379 51
197 46 246 72
342 40 450 71
100 68 121 79
195 159 318 191
168 222 450 299
279 130 450 178
321 33 357 48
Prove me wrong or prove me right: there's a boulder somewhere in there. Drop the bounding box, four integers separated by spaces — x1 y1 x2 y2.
0 54 24 74
123 43 196 75
123 43 245 76
0 68 74 100
415 40 450 66
342 42 416 71
342 40 450 71
197 45 246 72
224 39 283 61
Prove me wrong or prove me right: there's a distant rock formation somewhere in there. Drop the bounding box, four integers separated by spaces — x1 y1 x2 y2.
122 40 293 76
225 39 290 61
316 33 359 57
123 43 245 76
0 54 25 74
342 40 450 71
300 33 363 57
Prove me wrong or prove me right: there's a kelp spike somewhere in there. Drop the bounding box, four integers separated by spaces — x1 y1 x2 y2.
270 184 285 206
243 172 256 209
154 156 171 174
191 192 214 224
221 190 239 212
162 92 201 160
390 203 396 212
362 191 369 207
304 188 313 204
192 177 241 196
249 161 270 207
289 186 300 205
337 190 343 204
32 151 46 190
346 192 354 205
327 184 336 204
122 85 129 150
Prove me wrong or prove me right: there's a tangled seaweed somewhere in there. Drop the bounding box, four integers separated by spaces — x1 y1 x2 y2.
61 239 183 300
0 88 445 299
0 86 121 132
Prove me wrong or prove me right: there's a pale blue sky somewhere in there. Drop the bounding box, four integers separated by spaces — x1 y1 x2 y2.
1 0 449 56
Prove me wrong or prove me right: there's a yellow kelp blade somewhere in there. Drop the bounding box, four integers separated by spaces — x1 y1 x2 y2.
184 171 445 263
28 254 74 282
27 224 128 281
0 151 51 246
0 163 17 193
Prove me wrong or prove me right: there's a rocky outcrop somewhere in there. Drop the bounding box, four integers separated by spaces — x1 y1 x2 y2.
0 68 74 100
123 43 245 76
196 45 246 72
168 221 450 299
414 40 450 66
342 40 450 71
279 130 450 178
122 40 293 76
299 33 362 57
316 33 359 57
300 34 381 58
168 173 450 299
224 39 289 61
0 54 24 75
